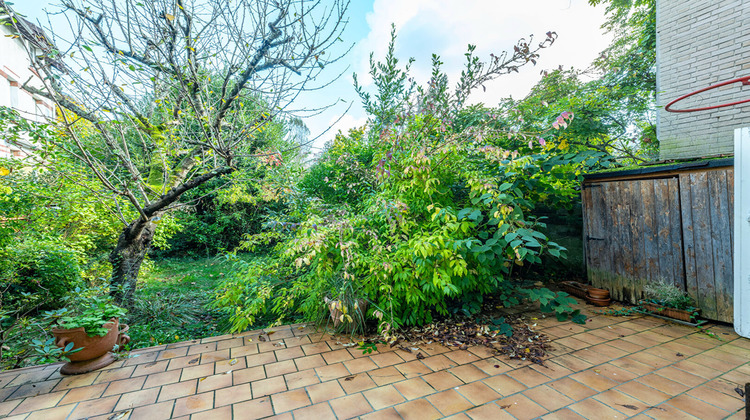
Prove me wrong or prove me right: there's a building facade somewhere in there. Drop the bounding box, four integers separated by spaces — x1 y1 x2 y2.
0 6 55 159
656 0 750 160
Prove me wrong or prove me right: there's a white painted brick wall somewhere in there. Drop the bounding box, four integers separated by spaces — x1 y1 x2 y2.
657 0 750 160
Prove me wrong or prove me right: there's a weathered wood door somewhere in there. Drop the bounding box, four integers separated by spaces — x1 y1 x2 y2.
582 169 734 323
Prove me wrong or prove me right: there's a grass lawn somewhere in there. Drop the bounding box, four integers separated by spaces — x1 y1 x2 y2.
125 256 235 349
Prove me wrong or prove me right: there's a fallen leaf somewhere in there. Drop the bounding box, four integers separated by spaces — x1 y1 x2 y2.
224 370 232 375
258 335 267 342
735 386 745 398
619 404 639 410
229 358 238 365
188 357 199 365
416 352 425 360
198 377 206 382
108 410 130 420
494 365 501 368
344 375 356 381
266 331 276 336
675 353 684 357
499 404 511 409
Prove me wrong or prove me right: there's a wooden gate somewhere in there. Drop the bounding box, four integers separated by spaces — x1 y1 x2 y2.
582 166 734 323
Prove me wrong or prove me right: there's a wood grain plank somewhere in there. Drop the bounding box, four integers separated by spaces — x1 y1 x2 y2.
689 172 718 320
654 178 674 286
629 179 647 302
679 174 699 305
668 177 685 293
618 180 636 302
640 179 659 291
708 170 733 323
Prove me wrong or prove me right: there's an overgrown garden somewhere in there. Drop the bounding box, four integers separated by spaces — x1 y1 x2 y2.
0 0 655 370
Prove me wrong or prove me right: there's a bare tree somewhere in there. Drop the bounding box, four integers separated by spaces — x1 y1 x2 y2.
10 0 349 306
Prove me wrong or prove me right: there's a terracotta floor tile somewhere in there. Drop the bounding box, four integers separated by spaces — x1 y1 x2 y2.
363 384 406 410
569 369 618 392
593 389 650 414
232 366 266 385
188 343 217 356
92 366 135 384
529 361 574 380
464 402 517 420
264 360 297 378
57 383 108 406
523 384 574 411
291 401 335 418
606 338 647 354
643 403 701 420
0 401 20 418
216 337 244 351
306 380 345 404
283 369 319 390
294 354 326 371
550 354 594 373
8 391 66 415
283 335 312 348
467 345 496 359
444 350 481 365
232 397 274 420
686 385 744 412
113 387 159 412
271 388 311 413
359 406 402 420
102 376 146 397
273 346 304 362
571 332 608 346
567 397 627 419
370 352 405 368
345 357 379 375
493 394 548 420
251 376 287 398
64 395 119 419
540 407 587 420
245 352 277 368
636 373 689 395
456 381 500 405
420 354 457 371
322 349 354 365
671 359 723 379
339 372 377 394
190 405 232 420
214 357 246 375
668 394 730 419
448 364 489 383
172 391 214 417
180 364 214 382
422 371 463 392
655 366 706 388
369 366 405 386
329 393 374 418
473 358 513 375
554 336 590 351
506 366 552 388
395 398 442 420
392 377 435 400
52 374 96 392
132 360 169 377
158 379 197 402
129 400 174 420
167 355 200 371
24 403 73 420
420 343 453 356
143 370 182 389
425 389 473 415
628 351 673 370
547 377 597 401
7 379 59 401
158 347 189 360
230 344 259 358
482 374 527 396
214 383 253 407
197 372 233 393
301 342 331 356
314 362 350 382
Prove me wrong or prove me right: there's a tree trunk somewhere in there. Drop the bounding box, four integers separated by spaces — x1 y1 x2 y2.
109 217 157 308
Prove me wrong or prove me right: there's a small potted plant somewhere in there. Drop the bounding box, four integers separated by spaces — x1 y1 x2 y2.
45 286 130 375
639 282 700 323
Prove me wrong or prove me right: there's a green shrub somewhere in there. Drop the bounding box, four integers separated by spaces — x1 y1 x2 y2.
0 239 82 310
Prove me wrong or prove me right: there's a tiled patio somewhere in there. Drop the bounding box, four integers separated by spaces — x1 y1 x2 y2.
0 301 748 419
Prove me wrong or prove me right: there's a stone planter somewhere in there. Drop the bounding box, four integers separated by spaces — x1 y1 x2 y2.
52 318 130 375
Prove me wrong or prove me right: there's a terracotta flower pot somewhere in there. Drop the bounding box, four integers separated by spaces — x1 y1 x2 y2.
587 288 610 299
587 296 611 307
560 281 594 299
52 318 130 375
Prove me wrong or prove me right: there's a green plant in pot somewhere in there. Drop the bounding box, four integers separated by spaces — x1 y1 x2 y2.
45 286 130 375
640 281 700 322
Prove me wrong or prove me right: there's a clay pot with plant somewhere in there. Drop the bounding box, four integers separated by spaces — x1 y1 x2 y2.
44 287 130 375
639 281 700 323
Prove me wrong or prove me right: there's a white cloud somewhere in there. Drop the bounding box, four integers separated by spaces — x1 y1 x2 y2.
355 0 613 102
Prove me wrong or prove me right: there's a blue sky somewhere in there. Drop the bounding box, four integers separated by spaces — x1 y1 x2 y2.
15 0 611 150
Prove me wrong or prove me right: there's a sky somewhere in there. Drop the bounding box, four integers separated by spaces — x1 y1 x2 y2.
17 0 613 152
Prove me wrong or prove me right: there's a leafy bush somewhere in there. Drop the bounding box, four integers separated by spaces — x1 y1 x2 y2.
0 239 82 309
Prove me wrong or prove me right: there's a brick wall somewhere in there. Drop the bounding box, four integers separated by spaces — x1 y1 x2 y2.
656 0 750 160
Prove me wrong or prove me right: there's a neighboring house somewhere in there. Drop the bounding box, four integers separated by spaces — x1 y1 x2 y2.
0 2 56 159
581 0 750 329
